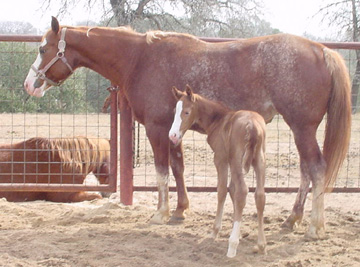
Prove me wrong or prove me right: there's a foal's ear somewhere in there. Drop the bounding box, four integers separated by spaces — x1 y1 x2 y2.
172 86 184 100
51 16 60 34
185 84 195 102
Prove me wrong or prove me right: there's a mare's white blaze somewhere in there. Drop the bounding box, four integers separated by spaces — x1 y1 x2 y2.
23 39 48 97
227 221 241 258
169 101 183 142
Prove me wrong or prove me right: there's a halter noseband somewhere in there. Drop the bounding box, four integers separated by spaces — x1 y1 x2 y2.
31 27 74 87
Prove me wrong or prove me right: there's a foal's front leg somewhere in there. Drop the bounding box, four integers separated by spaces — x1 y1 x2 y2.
212 155 228 238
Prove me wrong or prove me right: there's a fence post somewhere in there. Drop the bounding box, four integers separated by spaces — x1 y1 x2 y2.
109 87 119 192
119 92 134 205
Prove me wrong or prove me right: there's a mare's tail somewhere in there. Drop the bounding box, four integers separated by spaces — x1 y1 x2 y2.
323 48 352 189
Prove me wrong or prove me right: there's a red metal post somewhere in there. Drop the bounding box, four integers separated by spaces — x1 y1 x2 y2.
109 87 118 192
119 93 134 205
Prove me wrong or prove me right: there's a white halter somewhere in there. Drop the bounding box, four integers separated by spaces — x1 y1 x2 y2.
31 28 74 86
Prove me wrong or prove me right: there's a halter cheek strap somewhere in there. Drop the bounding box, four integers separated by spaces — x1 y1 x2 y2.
31 27 74 87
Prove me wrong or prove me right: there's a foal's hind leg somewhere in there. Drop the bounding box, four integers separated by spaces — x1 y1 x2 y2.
169 143 189 221
284 127 326 239
227 162 248 258
253 149 266 254
212 155 228 238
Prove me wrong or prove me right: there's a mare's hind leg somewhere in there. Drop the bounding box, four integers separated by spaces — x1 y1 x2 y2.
253 148 266 254
282 169 310 229
227 162 248 258
283 127 326 239
212 155 228 238
146 124 171 224
169 143 189 221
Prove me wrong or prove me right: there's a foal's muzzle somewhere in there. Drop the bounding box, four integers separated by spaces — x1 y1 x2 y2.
169 133 182 146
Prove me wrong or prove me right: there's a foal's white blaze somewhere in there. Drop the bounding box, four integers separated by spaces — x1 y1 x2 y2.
169 101 183 145
227 221 241 258
23 39 48 98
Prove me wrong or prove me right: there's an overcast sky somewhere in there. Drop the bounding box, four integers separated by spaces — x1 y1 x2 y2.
0 0 331 38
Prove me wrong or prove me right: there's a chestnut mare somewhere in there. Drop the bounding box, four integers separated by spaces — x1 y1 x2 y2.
24 17 351 238
0 136 110 202
169 85 266 257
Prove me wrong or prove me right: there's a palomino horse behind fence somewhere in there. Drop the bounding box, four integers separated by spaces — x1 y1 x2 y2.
0 136 110 202
24 17 351 238
169 85 267 257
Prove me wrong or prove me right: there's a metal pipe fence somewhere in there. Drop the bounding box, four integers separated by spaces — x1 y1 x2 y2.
0 34 359 204
0 35 117 193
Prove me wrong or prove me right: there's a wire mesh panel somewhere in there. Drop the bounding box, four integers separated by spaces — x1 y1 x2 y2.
133 47 360 193
0 38 117 196
1 36 359 198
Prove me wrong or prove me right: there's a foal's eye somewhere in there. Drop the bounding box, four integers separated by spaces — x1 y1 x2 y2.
39 47 46 54
184 111 190 115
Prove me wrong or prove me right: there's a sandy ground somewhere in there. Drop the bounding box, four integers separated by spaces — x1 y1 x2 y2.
0 113 359 266
0 191 359 267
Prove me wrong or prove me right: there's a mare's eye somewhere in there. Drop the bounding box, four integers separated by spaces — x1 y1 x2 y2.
184 111 190 115
39 47 46 54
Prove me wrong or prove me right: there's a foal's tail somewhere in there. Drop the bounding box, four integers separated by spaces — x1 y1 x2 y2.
242 115 266 174
323 48 352 189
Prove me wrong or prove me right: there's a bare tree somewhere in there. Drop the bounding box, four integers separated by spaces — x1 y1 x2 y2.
318 0 360 113
42 0 270 37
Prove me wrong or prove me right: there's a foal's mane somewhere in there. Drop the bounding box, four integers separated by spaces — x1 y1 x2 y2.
30 137 109 174
194 93 231 113
192 93 232 125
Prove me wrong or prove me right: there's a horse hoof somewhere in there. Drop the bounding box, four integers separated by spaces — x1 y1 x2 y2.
172 208 187 220
226 240 239 258
210 231 218 240
168 215 185 225
253 244 267 255
149 212 169 225
226 247 237 258
305 226 326 240
281 219 295 230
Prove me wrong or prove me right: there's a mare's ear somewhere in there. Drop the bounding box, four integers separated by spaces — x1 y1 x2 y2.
51 16 60 34
172 86 184 100
185 84 195 102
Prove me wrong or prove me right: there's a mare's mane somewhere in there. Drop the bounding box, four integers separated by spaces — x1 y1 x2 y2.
28 137 109 174
83 25 136 38
145 30 199 44
54 24 199 47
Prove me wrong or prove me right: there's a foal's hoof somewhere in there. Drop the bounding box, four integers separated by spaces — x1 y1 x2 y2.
226 245 238 258
149 212 169 225
252 245 267 255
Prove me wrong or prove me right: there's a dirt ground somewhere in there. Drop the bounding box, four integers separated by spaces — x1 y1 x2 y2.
0 113 359 266
0 191 359 267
